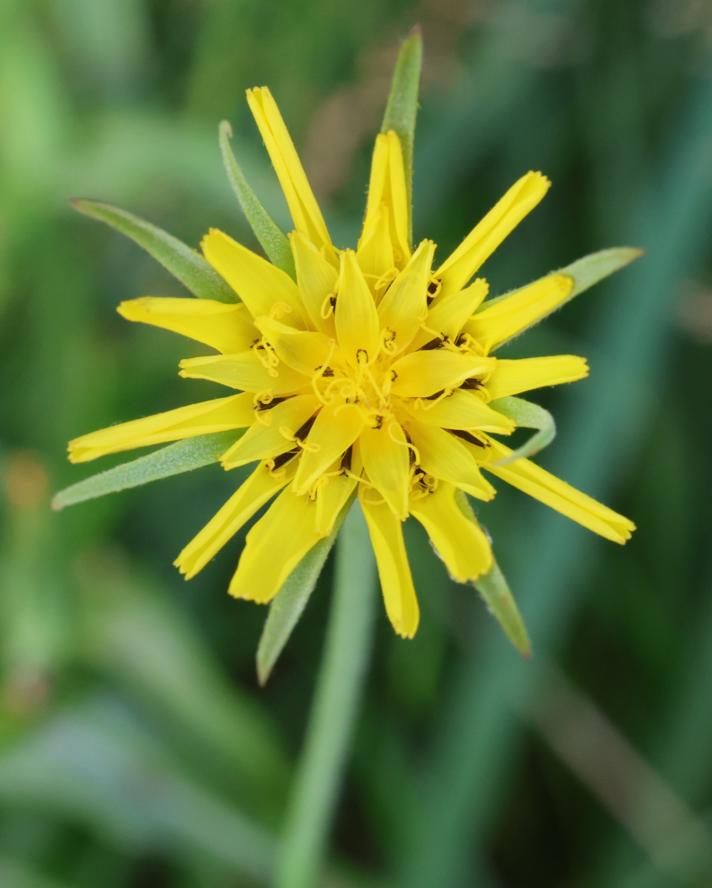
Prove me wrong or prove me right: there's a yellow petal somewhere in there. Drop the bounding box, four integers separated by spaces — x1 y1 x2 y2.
403 421 495 501
201 228 306 325
292 402 365 495
409 482 492 582
356 204 394 284
175 460 296 579
68 394 253 464
378 240 435 353
486 355 589 400
360 493 419 638
359 420 410 519
314 462 359 536
401 390 515 435
254 315 334 377
411 278 489 349
390 350 494 398
229 488 323 603
246 87 334 257
290 231 338 334
437 172 550 296
359 132 410 271
179 351 309 395
482 439 636 543
335 250 381 365
220 395 318 469
118 297 257 354
465 273 573 352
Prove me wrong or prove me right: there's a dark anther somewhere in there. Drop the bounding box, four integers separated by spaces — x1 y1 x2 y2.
461 377 484 390
372 415 384 430
356 348 369 363
272 448 299 470
455 333 467 346
426 279 441 305
255 396 287 411
340 447 353 473
450 429 487 447
317 365 334 377
328 294 337 309
294 415 316 442
423 389 445 400
420 337 443 351
390 369 398 381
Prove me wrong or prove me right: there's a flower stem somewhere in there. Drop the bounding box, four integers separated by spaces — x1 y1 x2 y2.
275 503 376 888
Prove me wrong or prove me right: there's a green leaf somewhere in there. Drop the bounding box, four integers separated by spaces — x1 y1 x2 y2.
490 396 556 464
71 198 237 302
219 121 295 277
381 26 423 234
256 499 354 685
455 492 530 656
474 558 531 658
52 431 238 510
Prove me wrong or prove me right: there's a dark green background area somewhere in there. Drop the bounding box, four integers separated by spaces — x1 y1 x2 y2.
1 1 710 886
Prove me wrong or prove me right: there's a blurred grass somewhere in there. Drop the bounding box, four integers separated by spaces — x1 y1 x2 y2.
1 0 710 886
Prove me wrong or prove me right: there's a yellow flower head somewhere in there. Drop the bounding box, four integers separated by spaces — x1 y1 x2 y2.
66 49 636 641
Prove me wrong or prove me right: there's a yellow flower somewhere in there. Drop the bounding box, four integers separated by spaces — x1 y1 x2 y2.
67 86 635 639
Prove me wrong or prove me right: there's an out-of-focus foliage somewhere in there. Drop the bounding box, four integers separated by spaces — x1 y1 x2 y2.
1 1 711 885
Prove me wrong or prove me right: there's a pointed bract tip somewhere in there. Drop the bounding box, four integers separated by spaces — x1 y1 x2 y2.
407 23 422 38
50 495 63 512
219 119 233 139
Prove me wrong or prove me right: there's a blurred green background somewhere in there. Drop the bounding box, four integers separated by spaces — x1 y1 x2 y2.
1 1 711 886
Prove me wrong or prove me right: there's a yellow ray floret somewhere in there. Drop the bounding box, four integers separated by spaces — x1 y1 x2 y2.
360 493 419 639
485 355 589 400
246 87 334 259
68 394 254 463
118 297 257 354
482 439 636 544
410 482 492 583
359 130 411 272
437 171 550 297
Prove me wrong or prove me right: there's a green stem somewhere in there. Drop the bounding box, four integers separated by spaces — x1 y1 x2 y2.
275 503 377 888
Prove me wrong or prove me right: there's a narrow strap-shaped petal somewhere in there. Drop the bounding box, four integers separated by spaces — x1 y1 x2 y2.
179 351 309 395
465 273 573 352
403 420 495 501
359 420 410 519
360 493 419 638
486 355 589 400
201 228 306 324
175 460 296 579
246 87 334 258
482 439 635 543
411 278 489 349
314 464 359 536
359 132 410 271
437 172 550 297
229 488 324 603
254 315 334 376
378 240 435 353
401 390 515 435
356 205 394 283
290 231 337 334
390 350 494 398
292 403 365 495
118 297 257 353
220 395 318 469
409 482 492 582
68 394 254 463
335 250 381 365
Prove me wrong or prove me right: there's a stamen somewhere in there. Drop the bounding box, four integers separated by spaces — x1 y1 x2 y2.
320 293 337 319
